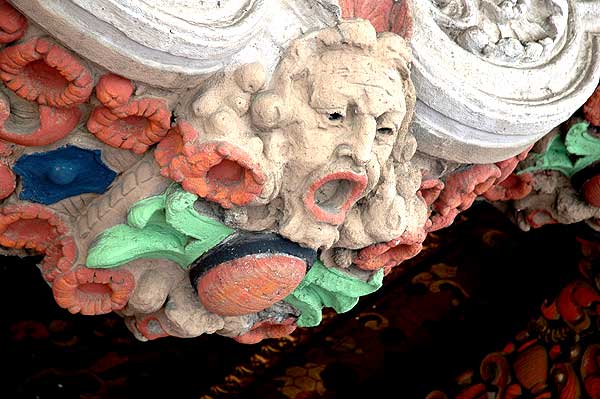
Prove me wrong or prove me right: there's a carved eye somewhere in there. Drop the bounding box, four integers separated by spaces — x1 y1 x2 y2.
376 112 401 136
376 127 394 135
328 112 344 122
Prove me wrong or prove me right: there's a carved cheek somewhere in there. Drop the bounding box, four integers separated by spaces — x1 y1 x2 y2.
373 135 396 164
287 129 337 170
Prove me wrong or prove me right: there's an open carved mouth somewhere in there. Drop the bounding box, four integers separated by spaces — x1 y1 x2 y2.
303 171 368 224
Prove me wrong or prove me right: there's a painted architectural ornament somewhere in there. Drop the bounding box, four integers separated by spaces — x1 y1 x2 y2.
0 0 599 344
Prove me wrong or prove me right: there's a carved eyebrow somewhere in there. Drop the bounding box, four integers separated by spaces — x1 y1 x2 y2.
346 79 394 96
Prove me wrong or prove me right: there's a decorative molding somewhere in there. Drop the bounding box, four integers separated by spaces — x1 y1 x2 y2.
431 0 569 66
410 0 600 163
8 0 341 88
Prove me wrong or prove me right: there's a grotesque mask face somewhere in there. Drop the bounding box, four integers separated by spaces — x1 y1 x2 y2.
250 22 422 250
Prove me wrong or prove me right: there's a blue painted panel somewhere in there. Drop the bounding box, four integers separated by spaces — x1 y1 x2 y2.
14 146 117 205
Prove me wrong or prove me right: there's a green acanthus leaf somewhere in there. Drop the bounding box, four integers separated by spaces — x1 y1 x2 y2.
564 122 600 175
519 135 574 177
127 194 166 229
86 223 191 268
86 184 234 269
285 261 383 327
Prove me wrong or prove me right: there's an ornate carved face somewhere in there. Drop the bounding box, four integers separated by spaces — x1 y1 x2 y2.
250 21 421 250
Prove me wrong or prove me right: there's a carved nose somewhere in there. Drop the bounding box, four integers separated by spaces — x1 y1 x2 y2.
351 115 376 165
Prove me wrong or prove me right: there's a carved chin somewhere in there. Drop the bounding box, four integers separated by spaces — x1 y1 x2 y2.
278 203 341 250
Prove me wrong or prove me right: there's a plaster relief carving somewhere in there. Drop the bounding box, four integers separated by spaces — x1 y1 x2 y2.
0 6 428 344
88 20 426 341
410 0 600 163
159 20 428 251
1 0 599 346
431 0 568 65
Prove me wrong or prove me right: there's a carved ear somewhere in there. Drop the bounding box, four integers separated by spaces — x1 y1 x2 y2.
377 32 412 80
251 92 289 130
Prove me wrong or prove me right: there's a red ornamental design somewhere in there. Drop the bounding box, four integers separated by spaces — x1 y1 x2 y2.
0 140 11 157
494 146 533 183
430 164 502 231
52 266 135 316
0 0 27 44
87 74 171 154
0 37 93 107
426 239 600 399
155 121 266 209
584 85 600 127
419 178 445 207
0 163 15 200
0 139 14 199
428 147 532 230
94 73 134 109
340 0 413 39
483 172 533 201
555 281 600 327
0 93 81 146
582 175 600 207
196 254 307 316
0 204 77 282
354 226 428 271
524 209 559 229
131 315 170 341
582 345 600 399
234 318 297 344
87 99 171 154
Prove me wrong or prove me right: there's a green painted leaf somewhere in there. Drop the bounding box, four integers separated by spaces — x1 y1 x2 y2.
127 194 166 228
565 122 600 175
565 122 596 156
86 223 190 268
285 261 383 327
86 184 235 269
164 185 234 241
519 123 600 178
519 135 574 176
